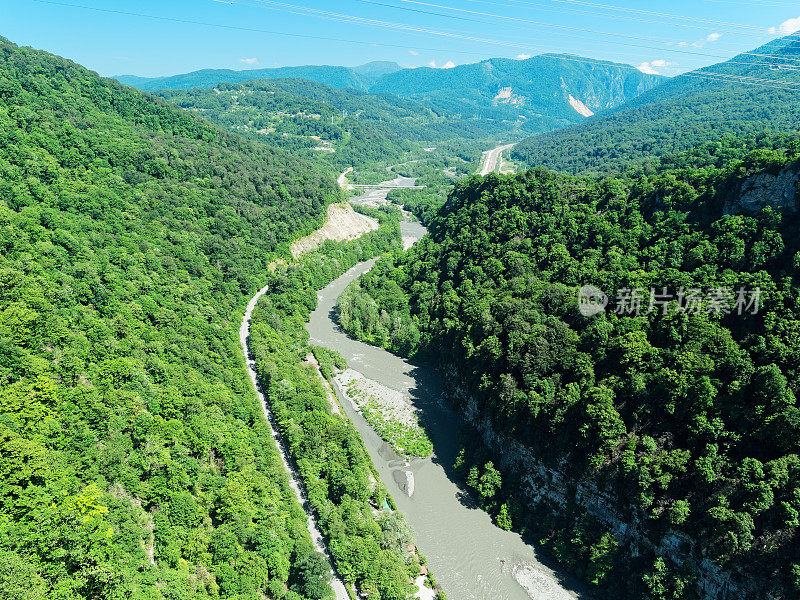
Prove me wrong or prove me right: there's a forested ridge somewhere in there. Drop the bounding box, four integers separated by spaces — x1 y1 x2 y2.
511 36 800 174
0 35 352 599
156 78 495 178
339 138 800 598
115 61 402 93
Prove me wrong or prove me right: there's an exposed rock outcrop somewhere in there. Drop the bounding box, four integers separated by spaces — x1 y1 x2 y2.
724 163 800 215
444 366 757 600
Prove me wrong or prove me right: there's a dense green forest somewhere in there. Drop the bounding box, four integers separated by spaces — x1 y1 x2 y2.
250 214 444 600
512 37 800 174
0 35 355 599
338 138 800 598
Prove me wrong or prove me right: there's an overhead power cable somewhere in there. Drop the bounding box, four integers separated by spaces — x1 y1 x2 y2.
534 0 779 32
230 0 799 67
387 0 800 62
463 0 769 36
680 72 800 90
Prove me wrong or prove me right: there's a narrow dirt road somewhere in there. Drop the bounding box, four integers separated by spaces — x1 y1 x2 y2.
239 285 350 600
479 143 514 176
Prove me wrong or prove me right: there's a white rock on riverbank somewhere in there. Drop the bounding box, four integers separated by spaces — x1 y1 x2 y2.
335 369 418 427
511 562 575 600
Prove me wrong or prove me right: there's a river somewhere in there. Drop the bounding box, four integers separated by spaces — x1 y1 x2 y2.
306 184 588 600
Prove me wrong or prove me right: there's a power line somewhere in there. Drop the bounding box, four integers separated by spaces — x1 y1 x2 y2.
386 0 800 63
15 0 699 74
236 0 694 68
27 0 512 57
680 72 800 90
540 0 778 32
235 0 795 68
702 0 800 7
465 0 771 35
18 0 679 75
392 0 698 44
693 69 800 86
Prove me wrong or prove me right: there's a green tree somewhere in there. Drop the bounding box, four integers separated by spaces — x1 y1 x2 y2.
478 462 502 501
292 552 333 600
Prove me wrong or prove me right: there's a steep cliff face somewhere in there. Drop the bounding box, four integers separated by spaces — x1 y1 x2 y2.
724 161 800 215
443 366 763 600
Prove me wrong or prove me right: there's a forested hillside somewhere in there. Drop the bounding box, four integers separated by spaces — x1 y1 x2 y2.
512 37 800 174
156 78 496 175
0 36 346 599
338 138 800 598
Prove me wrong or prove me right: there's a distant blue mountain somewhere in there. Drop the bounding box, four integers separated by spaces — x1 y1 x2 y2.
114 61 403 92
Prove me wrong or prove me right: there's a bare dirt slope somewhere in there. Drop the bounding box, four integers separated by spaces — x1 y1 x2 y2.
291 201 378 258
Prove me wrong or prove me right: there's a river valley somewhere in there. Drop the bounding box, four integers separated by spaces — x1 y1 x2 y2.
304 181 588 600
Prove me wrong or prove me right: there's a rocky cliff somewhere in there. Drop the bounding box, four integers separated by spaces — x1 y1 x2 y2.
442 365 767 600
724 161 800 216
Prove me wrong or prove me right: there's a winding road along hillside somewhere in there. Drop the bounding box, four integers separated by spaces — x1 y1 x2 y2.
239 285 350 600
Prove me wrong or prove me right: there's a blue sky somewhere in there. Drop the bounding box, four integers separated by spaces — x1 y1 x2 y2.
5 0 800 77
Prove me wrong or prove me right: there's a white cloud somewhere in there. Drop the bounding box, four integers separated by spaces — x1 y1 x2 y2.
677 32 722 49
651 59 678 68
516 53 532 60
638 59 679 75
442 60 456 69
769 16 800 36
409 49 419 56
427 60 437 68
240 57 259 65
637 62 661 75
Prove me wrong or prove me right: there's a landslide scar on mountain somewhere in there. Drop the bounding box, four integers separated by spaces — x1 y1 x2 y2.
291 201 379 258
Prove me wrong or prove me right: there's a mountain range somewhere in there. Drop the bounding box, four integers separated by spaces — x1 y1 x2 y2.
371 54 662 126
512 36 800 173
116 54 662 137
114 60 404 92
